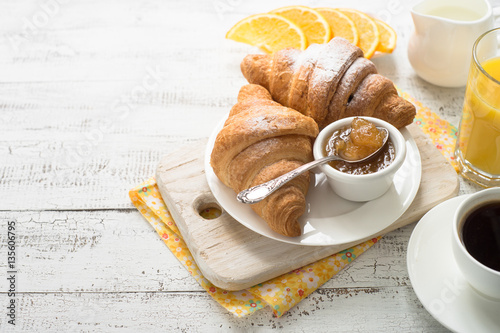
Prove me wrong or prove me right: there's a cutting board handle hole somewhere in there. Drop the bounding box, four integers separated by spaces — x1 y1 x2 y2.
194 196 223 220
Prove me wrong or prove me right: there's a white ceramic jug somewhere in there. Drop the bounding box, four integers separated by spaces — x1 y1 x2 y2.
408 0 498 87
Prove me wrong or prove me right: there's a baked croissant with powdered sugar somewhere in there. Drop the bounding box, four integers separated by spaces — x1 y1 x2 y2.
240 37 416 129
210 84 318 237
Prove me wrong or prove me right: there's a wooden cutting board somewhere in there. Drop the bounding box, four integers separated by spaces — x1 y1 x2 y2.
156 124 459 291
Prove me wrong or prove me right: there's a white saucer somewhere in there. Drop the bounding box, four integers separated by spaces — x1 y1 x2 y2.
407 195 500 333
205 114 422 246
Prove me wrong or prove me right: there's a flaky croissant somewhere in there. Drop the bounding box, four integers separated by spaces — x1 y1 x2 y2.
241 37 416 129
210 84 319 237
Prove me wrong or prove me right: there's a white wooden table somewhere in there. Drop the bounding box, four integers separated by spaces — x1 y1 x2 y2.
0 0 494 331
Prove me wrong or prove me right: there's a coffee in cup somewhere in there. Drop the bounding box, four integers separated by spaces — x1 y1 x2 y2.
461 201 500 272
452 188 500 299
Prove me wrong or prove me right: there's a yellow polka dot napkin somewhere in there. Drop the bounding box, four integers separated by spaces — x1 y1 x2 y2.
129 93 457 317
400 91 458 171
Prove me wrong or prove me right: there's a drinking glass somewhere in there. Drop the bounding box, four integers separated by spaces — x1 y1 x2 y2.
455 27 500 187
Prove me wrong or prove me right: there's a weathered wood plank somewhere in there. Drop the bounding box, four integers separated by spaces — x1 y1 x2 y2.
0 287 449 332
0 209 421 293
0 210 200 293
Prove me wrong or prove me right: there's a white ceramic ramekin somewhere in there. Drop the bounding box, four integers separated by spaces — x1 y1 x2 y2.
313 116 406 202
452 187 500 300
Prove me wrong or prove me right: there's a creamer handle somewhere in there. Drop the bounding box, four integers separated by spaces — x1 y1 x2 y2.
493 6 500 20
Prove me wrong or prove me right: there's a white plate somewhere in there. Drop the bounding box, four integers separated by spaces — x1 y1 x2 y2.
205 115 422 246
407 195 500 333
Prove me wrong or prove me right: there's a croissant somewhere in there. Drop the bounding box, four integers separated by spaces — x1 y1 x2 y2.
210 84 319 237
241 37 416 129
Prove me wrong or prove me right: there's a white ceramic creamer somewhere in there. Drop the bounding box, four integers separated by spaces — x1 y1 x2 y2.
408 0 496 87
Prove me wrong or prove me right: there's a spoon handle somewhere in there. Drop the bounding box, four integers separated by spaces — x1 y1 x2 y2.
236 155 337 204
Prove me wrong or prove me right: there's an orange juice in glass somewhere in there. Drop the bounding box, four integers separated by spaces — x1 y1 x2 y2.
455 28 500 187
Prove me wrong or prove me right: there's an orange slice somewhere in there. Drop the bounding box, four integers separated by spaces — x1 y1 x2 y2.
374 18 397 53
270 6 331 45
336 8 379 59
316 8 359 45
226 13 307 53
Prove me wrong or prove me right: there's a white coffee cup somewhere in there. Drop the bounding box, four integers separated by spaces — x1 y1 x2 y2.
452 187 500 299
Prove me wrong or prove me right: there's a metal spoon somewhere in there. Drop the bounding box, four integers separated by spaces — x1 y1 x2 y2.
236 127 389 204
